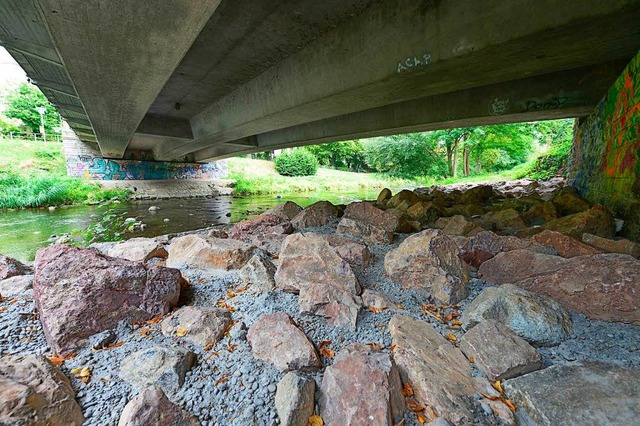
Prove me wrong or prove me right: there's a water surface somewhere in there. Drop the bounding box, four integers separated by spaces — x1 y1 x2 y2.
0 189 379 262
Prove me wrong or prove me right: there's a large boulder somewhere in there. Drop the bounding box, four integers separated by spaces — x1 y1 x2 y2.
478 249 567 284
384 229 468 304
118 386 199 426
530 230 601 258
460 185 494 205
229 212 293 243
291 201 340 228
389 316 477 424
0 275 33 298
463 284 573 347
322 235 372 271
521 201 558 225
0 355 84 426
0 254 30 280
247 312 321 372
275 233 361 328
119 346 196 396
266 201 303 220
481 208 526 233
387 190 420 209
504 362 640 426
239 252 277 292
438 215 480 236
342 202 407 233
376 188 392 206
34 245 182 355
107 237 168 262
552 190 591 216
275 372 315 426
166 234 256 270
460 231 555 268
582 233 640 257
513 253 640 325
250 233 288 256
406 201 443 224
319 344 405 426
160 306 232 347
543 205 615 239
336 217 394 245
460 320 543 381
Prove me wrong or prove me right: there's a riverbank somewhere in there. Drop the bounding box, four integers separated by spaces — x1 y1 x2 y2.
1 179 639 425
0 138 130 208
228 157 416 195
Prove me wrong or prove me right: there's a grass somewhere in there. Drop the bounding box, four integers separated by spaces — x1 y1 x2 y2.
228 157 417 195
0 138 130 209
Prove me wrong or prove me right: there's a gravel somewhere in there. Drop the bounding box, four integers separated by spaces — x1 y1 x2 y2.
1 218 639 425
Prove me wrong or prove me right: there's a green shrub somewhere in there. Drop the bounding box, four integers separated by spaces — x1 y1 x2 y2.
513 139 572 180
274 149 318 176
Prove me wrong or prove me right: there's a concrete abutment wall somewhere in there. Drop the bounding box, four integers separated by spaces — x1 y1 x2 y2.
568 50 640 239
62 124 228 181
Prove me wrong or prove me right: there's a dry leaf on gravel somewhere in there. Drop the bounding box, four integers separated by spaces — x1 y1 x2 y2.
406 399 425 412
402 383 414 397
308 415 324 426
176 327 188 337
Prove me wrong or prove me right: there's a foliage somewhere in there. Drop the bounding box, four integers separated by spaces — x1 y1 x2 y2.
3 82 61 134
480 148 512 171
304 140 368 172
0 138 130 208
362 133 448 179
274 149 319 176
0 114 22 135
513 138 573 180
73 206 132 245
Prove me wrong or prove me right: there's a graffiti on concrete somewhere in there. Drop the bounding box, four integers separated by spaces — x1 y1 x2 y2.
396 52 432 73
67 156 227 180
489 97 510 115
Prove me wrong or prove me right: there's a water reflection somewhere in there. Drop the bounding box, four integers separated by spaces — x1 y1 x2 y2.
0 189 379 262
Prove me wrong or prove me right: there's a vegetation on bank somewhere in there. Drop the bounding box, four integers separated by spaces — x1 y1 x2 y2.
228 157 415 195
0 138 130 209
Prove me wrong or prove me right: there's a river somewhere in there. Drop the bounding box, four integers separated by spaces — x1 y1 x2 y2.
0 189 380 262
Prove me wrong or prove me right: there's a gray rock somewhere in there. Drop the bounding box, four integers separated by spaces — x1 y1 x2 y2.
460 320 543 381
0 254 30 280
88 241 118 255
462 284 572 347
107 237 168 262
389 315 477 425
504 361 640 426
0 355 84 425
89 329 117 350
119 346 196 395
275 372 315 426
166 234 256 270
239 253 277 292
118 385 199 426
160 306 232 347
0 275 33 297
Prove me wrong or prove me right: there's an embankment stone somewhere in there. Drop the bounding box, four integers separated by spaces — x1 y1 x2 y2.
107 237 168 262
34 244 182 355
291 201 340 228
275 372 315 426
0 254 29 280
0 275 33 297
160 306 231 347
530 230 601 258
118 385 199 426
166 234 256 270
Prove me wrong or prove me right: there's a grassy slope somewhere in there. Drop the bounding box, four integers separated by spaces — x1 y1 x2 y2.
228 157 417 194
0 138 129 209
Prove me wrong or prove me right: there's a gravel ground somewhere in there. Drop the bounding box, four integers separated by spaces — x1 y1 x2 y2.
1 220 640 425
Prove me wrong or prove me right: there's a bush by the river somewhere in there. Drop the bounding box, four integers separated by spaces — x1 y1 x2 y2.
274 149 319 177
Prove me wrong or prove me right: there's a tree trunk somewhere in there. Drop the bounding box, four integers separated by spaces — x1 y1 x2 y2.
446 147 454 177
452 147 459 178
463 147 470 177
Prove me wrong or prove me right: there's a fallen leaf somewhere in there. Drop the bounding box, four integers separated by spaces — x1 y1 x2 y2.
446 325 462 330
205 351 220 360
375 324 386 329
176 327 188 337
367 306 388 314
137 327 152 336
319 347 334 359
46 352 76 366
402 383 414 397
493 380 504 394
226 290 236 299
452 319 463 326
227 344 238 353
444 312 454 322
317 340 332 349
367 342 383 350
445 333 457 342
308 415 324 426
416 413 427 424
79 366 91 377
145 314 163 325
389 344 396 351
479 391 501 401
93 341 125 352
407 399 425 412
503 399 517 412
468 355 475 363
70 367 82 375
215 374 229 386
396 304 404 310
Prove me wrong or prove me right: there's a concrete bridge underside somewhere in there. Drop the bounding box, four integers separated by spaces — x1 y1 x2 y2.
1 0 639 162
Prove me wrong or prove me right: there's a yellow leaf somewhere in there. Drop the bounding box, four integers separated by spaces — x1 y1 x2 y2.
176 327 188 337
402 383 414 397
319 347 335 359
79 366 91 377
416 413 427 424
493 380 504 394
445 333 457 342
70 367 82 375
308 415 324 426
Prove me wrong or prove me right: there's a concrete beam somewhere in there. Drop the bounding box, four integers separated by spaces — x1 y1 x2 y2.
36 0 222 158
136 114 193 140
0 37 62 66
193 60 626 161
157 0 640 160
53 103 86 115
29 77 77 98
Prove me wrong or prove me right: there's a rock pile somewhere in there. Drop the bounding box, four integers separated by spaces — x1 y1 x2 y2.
1 178 640 425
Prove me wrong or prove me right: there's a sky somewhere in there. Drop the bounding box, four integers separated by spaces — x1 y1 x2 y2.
0 47 28 88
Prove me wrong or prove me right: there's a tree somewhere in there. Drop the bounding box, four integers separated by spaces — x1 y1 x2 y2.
305 140 368 172
4 82 60 134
